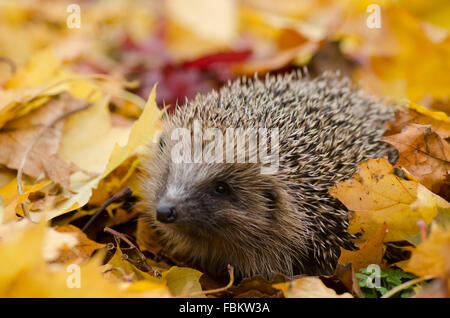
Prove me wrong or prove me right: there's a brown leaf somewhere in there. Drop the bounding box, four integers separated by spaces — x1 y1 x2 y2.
229 275 285 298
52 224 105 265
383 124 450 196
28 185 68 212
385 107 450 139
332 263 363 298
0 93 83 188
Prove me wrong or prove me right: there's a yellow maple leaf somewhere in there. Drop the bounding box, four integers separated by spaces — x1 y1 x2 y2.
102 86 163 178
329 158 450 242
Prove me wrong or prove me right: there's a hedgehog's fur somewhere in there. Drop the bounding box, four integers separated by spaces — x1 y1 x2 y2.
138 72 397 280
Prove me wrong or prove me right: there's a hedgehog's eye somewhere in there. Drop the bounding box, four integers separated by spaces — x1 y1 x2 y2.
214 182 230 195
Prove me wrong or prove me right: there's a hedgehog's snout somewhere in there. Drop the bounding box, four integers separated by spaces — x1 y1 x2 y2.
156 203 177 223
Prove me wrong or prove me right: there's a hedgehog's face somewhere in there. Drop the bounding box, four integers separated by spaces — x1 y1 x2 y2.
140 124 309 278
144 149 281 240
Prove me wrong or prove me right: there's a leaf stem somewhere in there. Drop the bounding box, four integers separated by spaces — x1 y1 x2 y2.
381 275 434 298
190 265 235 296
81 187 132 232
104 226 160 277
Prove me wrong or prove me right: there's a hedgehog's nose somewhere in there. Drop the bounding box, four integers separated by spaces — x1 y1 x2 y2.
156 204 177 223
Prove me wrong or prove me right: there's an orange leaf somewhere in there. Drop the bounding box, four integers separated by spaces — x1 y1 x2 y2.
383 123 450 196
338 223 387 273
404 224 450 280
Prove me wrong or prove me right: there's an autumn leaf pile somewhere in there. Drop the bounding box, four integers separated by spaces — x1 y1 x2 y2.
0 0 449 298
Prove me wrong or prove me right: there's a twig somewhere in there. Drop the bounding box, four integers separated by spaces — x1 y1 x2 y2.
190 265 234 297
17 101 93 221
104 226 160 277
381 275 434 298
81 187 132 232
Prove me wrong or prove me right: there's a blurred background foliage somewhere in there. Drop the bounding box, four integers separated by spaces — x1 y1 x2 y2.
0 0 449 113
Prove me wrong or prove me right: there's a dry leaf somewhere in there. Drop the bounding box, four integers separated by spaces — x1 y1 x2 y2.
386 103 450 139
162 266 204 297
273 277 353 298
338 223 387 273
102 86 162 178
233 42 320 75
329 158 450 242
0 220 169 297
37 85 161 221
383 124 450 196
404 224 450 279
0 178 51 223
53 225 105 265
0 93 83 188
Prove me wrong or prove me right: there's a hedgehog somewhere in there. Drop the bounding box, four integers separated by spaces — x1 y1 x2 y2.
137 72 397 280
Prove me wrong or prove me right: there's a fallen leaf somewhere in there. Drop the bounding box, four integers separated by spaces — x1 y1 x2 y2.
397 0 450 31
166 0 237 61
28 185 68 212
102 86 162 178
0 178 51 223
162 266 204 297
273 277 353 298
53 225 105 265
329 158 450 242
88 156 139 206
0 93 84 188
404 223 450 280
0 49 65 128
37 86 161 221
385 103 450 139
343 5 450 104
166 0 236 44
383 124 450 196
107 242 148 277
58 94 130 175
228 275 285 298
0 220 166 297
233 42 320 75
338 223 387 273
332 263 364 297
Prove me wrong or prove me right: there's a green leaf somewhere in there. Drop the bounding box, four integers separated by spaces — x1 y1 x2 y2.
357 267 417 298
